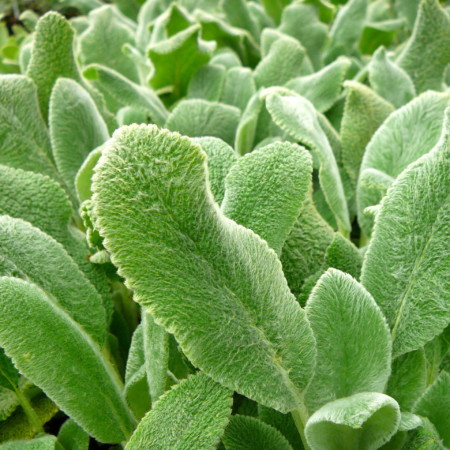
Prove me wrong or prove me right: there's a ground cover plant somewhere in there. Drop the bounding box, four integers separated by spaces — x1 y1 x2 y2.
0 0 449 448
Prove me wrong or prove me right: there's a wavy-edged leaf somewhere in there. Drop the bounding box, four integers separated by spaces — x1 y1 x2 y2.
49 78 108 200
357 91 449 237
222 415 293 450
0 165 112 321
414 371 450 445
126 372 232 450
26 12 81 120
369 47 416 108
92 125 316 412
148 25 216 101
0 435 57 449
165 100 240 146
83 64 168 126
279 3 328 70
397 0 450 93
305 269 391 412
0 76 57 179
266 93 351 234
0 277 135 443
222 142 312 255
341 81 394 189
57 419 89 450
78 5 138 82
220 67 256 111
254 37 305 88
386 350 427 411
187 64 226 101
305 393 400 450
361 108 450 356
286 57 350 113
0 216 106 345
191 137 237 205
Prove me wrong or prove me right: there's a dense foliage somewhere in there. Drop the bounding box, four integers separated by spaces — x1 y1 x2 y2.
0 0 449 448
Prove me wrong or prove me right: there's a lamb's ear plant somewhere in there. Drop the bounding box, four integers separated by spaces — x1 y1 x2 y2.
0 0 449 448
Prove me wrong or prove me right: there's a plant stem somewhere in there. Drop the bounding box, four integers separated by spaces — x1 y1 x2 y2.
14 388 43 434
291 404 311 450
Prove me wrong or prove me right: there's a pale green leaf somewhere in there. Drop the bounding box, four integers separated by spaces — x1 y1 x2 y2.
0 75 57 180
0 277 135 443
361 108 450 356
414 371 450 446
92 125 316 412
260 0 291 24
222 415 293 450
266 93 351 234
27 12 81 121
341 81 394 189
357 91 449 237
78 6 138 83
286 57 351 113
165 100 240 146
187 64 226 101
369 47 416 108
57 419 89 450
49 78 108 200
305 269 391 412
220 67 256 111
191 137 237 205
222 142 312 255
0 435 57 449
324 233 362 279
305 392 400 450
0 349 18 392
222 0 260 40
397 0 450 93
75 147 103 204
126 372 232 450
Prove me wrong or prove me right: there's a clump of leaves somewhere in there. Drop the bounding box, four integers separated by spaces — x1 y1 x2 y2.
0 0 449 449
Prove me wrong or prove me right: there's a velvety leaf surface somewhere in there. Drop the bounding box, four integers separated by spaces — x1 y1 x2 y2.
49 78 109 200
0 277 135 443
0 76 57 179
57 419 89 450
305 392 400 450
266 93 351 234
187 64 226 102
222 142 312 255
305 269 391 412
0 435 57 449
126 372 232 450
222 415 293 450
220 67 256 111
165 100 240 146
92 125 316 412
397 0 450 93
75 147 103 203
361 107 450 356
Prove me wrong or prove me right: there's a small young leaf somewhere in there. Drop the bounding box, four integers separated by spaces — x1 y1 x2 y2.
324 233 362 280
57 419 89 450
49 78 109 200
92 125 316 412
75 147 103 203
368 47 416 108
305 393 400 450
0 349 18 392
0 277 136 443
222 142 312 255
397 0 450 93
222 415 293 450
126 372 232 450
341 81 394 188
305 269 391 412
361 107 450 356
165 100 240 146
414 371 450 446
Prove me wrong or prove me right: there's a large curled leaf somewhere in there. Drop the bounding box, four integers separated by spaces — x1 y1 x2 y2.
126 372 232 450
0 76 57 180
165 99 240 146
305 392 400 450
92 125 316 412
222 415 293 450
222 142 312 255
357 91 449 236
361 107 450 356
414 371 450 446
49 78 109 200
266 93 351 234
305 269 391 413
0 277 135 443
27 12 81 120
397 0 450 93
